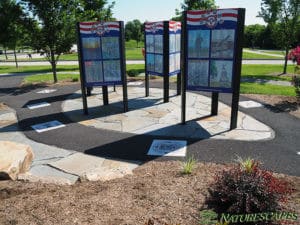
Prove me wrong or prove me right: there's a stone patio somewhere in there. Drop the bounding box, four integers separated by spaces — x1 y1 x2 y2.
62 86 274 141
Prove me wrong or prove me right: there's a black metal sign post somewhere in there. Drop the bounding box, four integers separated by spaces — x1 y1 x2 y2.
230 8 245 130
177 72 181 95
76 22 88 115
211 92 219 116
163 21 170 103
102 86 109 105
181 13 187 124
120 21 129 112
144 27 149 97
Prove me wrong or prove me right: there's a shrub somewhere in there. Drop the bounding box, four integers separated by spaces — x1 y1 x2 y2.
182 156 196 175
206 160 292 225
127 68 144 77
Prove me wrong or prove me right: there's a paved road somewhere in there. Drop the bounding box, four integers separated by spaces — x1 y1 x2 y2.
0 77 299 176
0 59 294 66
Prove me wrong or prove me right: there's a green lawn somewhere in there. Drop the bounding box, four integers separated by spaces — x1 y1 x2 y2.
241 64 294 81
0 65 79 74
3 63 297 97
240 82 295 96
24 73 79 83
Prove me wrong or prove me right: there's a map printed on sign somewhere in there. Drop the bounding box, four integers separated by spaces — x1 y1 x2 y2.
186 9 239 93
169 21 181 75
79 21 122 86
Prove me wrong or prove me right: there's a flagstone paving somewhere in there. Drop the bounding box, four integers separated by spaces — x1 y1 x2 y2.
62 86 274 141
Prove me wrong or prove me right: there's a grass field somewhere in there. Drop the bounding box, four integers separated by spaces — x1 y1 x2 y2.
1 63 296 97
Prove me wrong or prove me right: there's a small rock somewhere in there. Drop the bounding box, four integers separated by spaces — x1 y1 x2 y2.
0 141 34 180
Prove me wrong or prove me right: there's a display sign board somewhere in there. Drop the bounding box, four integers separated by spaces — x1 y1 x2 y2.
78 21 124 87
185 9 242 93
145 21 164 76
169 21 181 75
145 21 181 76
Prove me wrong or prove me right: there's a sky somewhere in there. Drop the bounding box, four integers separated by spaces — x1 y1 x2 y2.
107 0 265 25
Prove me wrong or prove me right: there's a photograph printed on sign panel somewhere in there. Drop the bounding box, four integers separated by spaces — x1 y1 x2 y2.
210 60 233 88
188 30 210 58
211 29 235 59
101 37 120 59
187 60 209 86
82 37 102 60
146 53 155 72
155 54 163 74
169 54 175 73
146 35 154 53
103 60 121 82
175 53 180 71
175 34 181 52
169 34 176 53
154 35 163 54
84 61 103 83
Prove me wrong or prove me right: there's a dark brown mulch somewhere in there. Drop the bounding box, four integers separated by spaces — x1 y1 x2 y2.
0 161 299 225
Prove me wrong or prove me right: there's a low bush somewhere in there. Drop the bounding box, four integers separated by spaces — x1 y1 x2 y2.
127 68 144 77
206 159 293 225
182 156 196 175
291 74 300 102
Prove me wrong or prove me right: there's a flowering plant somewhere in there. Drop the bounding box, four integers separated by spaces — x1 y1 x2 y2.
288 46 300 65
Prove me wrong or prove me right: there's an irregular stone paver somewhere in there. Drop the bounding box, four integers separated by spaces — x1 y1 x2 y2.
18 165 78 185
62 87 274 141
0 106 139 184
48 153 106 176
48 153 140 182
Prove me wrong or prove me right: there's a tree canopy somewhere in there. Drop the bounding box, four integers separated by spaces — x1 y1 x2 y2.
173 0 217 21
20 0 115 83
125 19 143 47
258 0 300 73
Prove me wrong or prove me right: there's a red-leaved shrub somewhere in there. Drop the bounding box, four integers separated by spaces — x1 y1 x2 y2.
206 161 293 225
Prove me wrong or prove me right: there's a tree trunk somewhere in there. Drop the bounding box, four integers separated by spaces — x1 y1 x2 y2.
13 48 18 68
50 50 58 83
4 47 8 60
283 48 289 74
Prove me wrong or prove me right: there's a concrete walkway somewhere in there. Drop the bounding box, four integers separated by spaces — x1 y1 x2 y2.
243 49 284 58
0 104 139 185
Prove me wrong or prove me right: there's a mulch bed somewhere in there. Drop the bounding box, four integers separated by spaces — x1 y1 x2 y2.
1 161 299 225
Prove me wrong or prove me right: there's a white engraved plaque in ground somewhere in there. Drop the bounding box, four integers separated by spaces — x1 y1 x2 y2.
27 102 50 109
31 120 66 133
147 139 187 157
36 89 57 94
239 100 263 108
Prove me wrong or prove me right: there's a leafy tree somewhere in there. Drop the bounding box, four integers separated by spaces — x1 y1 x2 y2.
20 0 114 83
79 0 115 21
259 0 300 74
173 0 217 21
244 24 266 49
0 0 28 67
125 20 143 47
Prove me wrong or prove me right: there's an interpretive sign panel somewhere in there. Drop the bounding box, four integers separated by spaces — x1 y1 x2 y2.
145 21 181 76
145 22 164 76
78 21 123 86
77 21 128 114
169 21 181 75
184 9 243 93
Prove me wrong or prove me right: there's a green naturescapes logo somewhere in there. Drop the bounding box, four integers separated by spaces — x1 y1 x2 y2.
221 211 298 224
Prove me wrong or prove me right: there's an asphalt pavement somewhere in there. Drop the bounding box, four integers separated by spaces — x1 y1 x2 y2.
0 76 299 176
